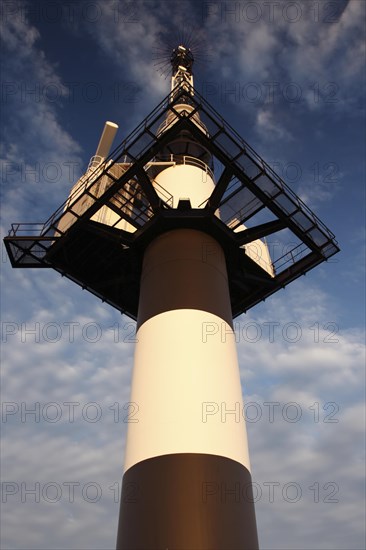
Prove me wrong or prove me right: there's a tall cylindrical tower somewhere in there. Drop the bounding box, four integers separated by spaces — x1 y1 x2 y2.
116 45 259 550
4 42 339 550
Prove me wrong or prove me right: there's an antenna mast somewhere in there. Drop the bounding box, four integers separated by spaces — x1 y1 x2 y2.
170 44 194 99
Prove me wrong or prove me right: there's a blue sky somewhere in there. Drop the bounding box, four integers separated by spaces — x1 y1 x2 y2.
0 1 365 549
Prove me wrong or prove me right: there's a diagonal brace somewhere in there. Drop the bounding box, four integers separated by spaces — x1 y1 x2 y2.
235 219 287 245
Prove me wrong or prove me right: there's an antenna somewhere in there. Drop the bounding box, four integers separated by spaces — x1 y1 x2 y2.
171 44 194 75
152 28 210 79
169 44 195 100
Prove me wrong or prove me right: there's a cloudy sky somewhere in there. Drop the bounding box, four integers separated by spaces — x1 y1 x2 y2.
1 1 365 548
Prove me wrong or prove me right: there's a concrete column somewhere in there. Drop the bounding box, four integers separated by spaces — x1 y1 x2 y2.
116 227 259 549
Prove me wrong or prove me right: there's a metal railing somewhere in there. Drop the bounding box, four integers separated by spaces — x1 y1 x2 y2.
188 87 337 243
40 159 130 236
8 223 48 236
147 154 214 180
273 242 309 272
8 84 338 264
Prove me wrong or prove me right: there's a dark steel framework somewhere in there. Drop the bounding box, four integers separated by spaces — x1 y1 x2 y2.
4 85 339 319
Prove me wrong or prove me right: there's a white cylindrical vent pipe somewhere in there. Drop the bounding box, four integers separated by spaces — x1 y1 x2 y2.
95 121 119 160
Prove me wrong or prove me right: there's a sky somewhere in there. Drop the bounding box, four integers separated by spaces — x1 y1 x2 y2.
0 0 365 549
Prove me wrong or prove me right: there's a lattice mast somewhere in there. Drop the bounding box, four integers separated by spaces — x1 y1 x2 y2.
170 45 194 93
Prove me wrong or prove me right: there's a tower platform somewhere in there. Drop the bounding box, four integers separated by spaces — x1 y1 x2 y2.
4 85 339 319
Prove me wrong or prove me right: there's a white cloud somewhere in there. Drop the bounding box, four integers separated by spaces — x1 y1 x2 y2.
235 282 365 549
256 108 294 140
203 0 365 114
0 1 83 228
84 0 170 113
